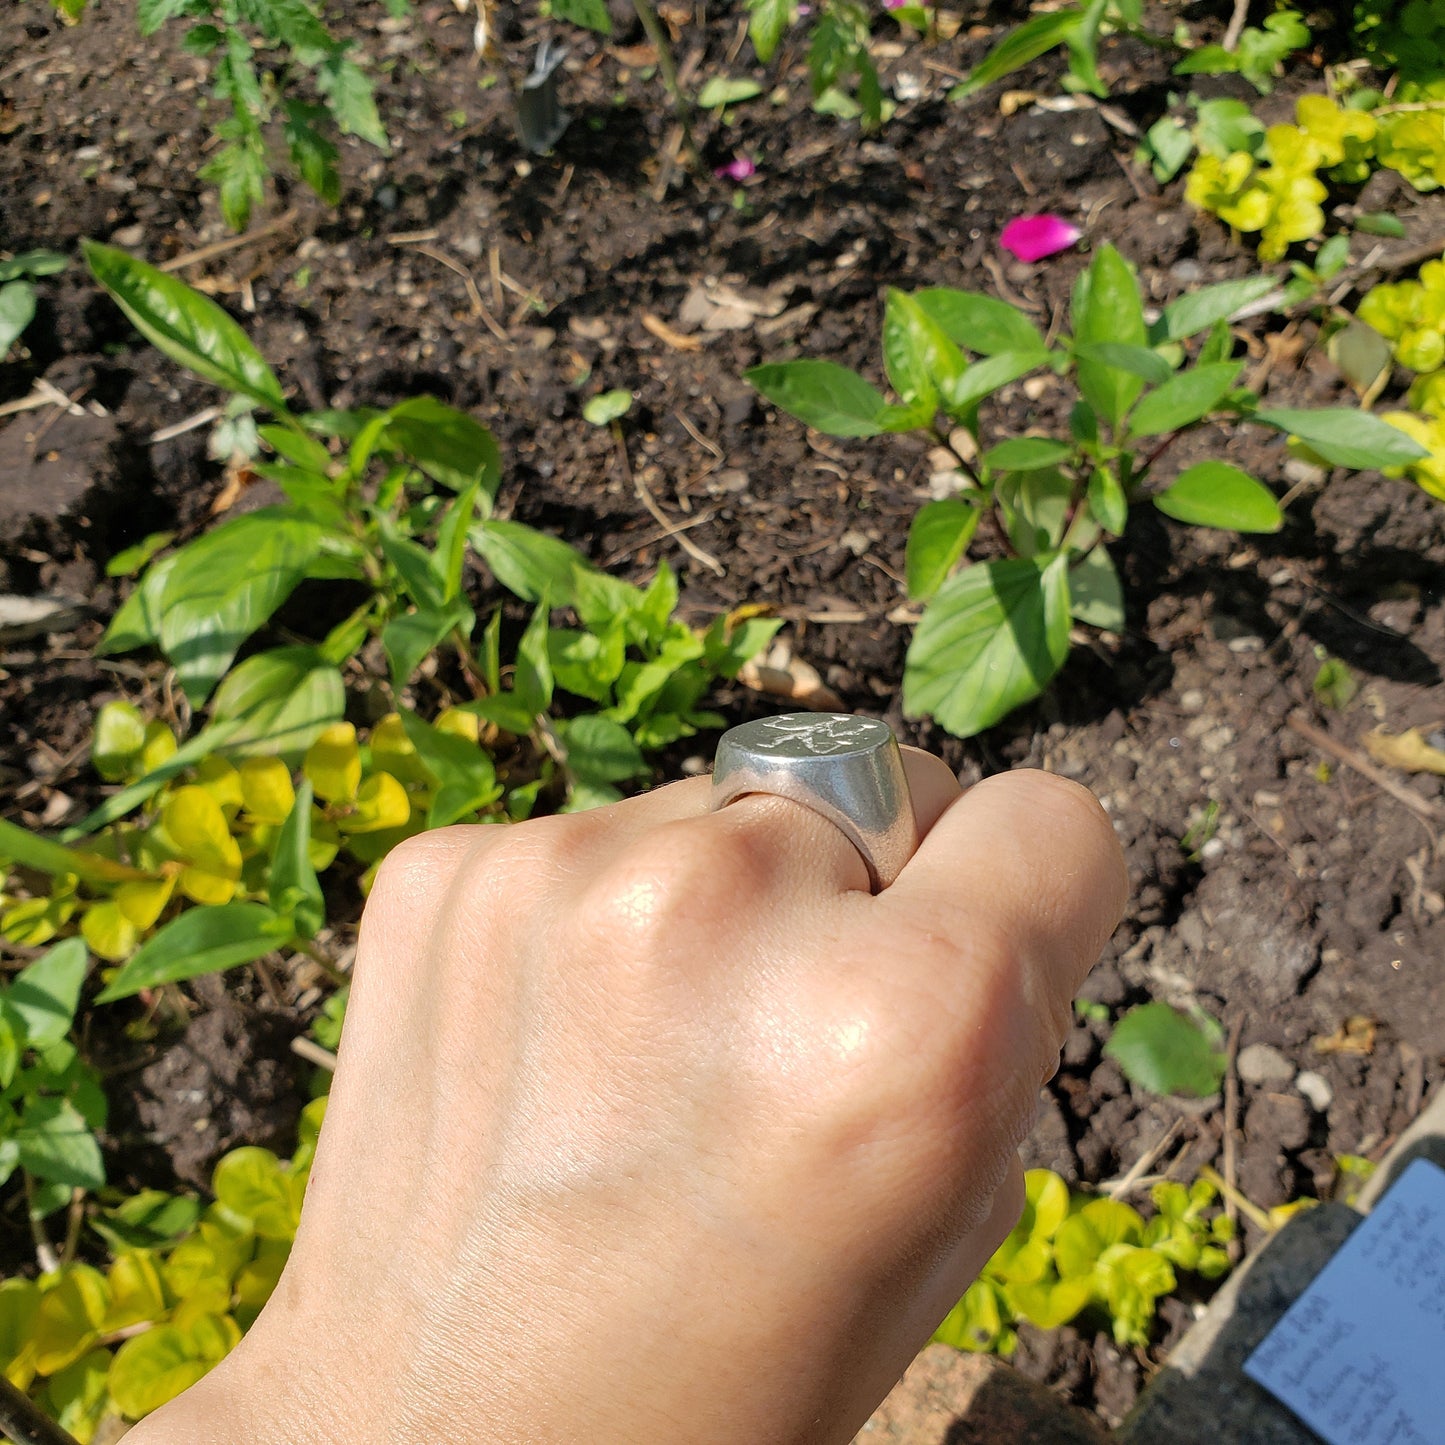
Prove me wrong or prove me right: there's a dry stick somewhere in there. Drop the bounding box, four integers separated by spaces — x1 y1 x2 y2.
157 209 299 272
1222 1014 1245 1259
1286 711 1445 825
611 425 725 576
1231 234 1445 323
0 1375 81 1445
149 405 224 444
1106 1117 1186 1200
1222 0 1250 52
292 1036 338 1072
397 241 510 344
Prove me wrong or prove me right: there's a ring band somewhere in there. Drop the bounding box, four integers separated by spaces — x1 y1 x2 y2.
709 713 918 891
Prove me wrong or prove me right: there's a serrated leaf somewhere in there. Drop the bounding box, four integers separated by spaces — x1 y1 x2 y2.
283 100 340 206
1104 1001 1227 1097
83 242 287 412
744 360 887 437
200 131 268 232
903 554 1072 738
316 52 388 149
1154 462 1281 532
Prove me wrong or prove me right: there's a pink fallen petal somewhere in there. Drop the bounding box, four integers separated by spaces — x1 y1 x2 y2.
714 155 757 182
1000 213 1082 263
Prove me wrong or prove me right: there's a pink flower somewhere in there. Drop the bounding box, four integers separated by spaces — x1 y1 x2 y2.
715 154 757 182
999 213 1082 263
883 0 907 8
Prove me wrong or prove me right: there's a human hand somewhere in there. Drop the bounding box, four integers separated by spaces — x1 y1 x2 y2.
129 754 1126 1445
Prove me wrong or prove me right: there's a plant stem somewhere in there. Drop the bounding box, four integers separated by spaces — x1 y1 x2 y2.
630 0 697 167
0 1374 80 1445
23 1174 59 1274
59 1188 84 1270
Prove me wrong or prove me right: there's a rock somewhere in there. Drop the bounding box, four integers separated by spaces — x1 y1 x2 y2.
1237 1043 1294 1087
854 1345 1105 1444
1295 1070 1333 1112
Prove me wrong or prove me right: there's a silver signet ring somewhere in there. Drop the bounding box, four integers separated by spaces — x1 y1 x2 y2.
709 713 918 891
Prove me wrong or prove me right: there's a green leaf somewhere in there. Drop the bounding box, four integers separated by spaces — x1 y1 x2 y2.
552 0 612 32
283 101 341 206
983 438 1071 472
137 0 192 35
383 601 473 690
433 479 483 603
109 1321 237 1419
1313 656 1358 711
106 530 175 578
1072 245 1147 427
82 241 288 413
200 131 268 233
471 519 586 606
382 396 501 503
1073 342 1172 386
15 1096 105 1191
905 499 980 601
902 554 1072 739
316 52 388 149
583 389 634 426
1126 362 1243 438
554 714 647 787
698 76 764 109
1149 276 1276 344
1154 462 1282 533
269 780 324 938
944 348 1051 415
91 698 148 781
744 361 887 437
206 646 346 759
514 603 554 717
912 288 1046 356
1086 465 1128 535
948 7 1084 99
8 938 88 1048
0 818 146 884
1191 96 1266 157
91 1191 203 1253
0 249 66 284
1068 547 1125 631
398 710 501 828
153 510 325 704
746 0 792 61
883 289 965 412
1254 408 1429 469
96 901 286 1002
1355 212 1405 239
1104 1001 1227 1097
0 281 36 356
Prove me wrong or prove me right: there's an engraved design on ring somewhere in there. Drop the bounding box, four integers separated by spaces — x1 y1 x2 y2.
709 713 918 891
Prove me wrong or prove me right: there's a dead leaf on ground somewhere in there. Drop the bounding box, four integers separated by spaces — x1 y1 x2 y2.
736 640 845 712
999 90 1039 116
610 43 659 68
641 312 703 352
211 461 258 514
677 279 791 334
1362 726 1445 777
1312 1016 1377 1056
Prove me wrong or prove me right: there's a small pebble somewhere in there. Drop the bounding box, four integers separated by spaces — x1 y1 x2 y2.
1237 1043 1293 1087
1295 1070 1333 1112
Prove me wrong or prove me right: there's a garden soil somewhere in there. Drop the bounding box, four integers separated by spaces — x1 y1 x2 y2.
2 0 1443 1427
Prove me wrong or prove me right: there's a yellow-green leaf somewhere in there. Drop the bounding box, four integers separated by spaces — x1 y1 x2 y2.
212 1147 303 1242
114 876 176 931
92 701 148 782
105 1252 168 1331
81 900 140 963
342 771 411 833
304 722 361 804
33 1265 110 1375
238 757 296 825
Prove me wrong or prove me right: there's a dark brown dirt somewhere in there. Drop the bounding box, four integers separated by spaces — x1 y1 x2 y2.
2 0 1443 1427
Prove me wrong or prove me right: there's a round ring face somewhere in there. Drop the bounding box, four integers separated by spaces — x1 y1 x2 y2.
718 713 896 761
710 713 917 891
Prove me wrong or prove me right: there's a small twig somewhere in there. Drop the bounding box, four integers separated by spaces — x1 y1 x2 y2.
397 241 510 343
1107 1118 1186 1201
612 425 724 575
157 210 299 272
1199 1164 1275 1233
630 0 696 166
291 1036 338 1072
59 1188 84 1270
1222 1014 1244 1258
0 1374 80 1445
23 1176 58 1274
1286 711 1445 825
150 405 224 444
1222 0 1250 52
1231 235 1445 322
